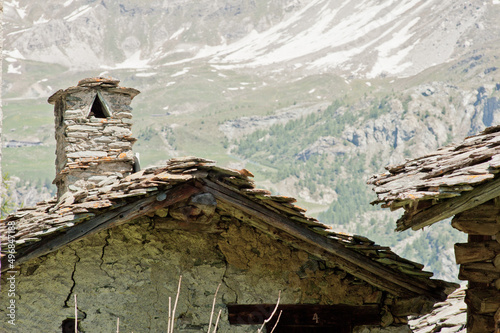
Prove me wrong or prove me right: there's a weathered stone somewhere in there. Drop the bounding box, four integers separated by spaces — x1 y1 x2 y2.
93 136 113 143
68 184 81 192
89 117 108 123
109 142 132 150
114 112 133 119
66 124 99 132
103 126 132 137
67 151 108 158
64 110 85 119
66 132 89 139
87 176 109 184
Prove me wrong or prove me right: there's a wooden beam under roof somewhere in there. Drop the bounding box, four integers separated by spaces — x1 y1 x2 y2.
398 176 500 231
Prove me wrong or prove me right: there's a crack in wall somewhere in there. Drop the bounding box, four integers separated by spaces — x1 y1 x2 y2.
99 230 112 278
64 246 81 308
219 248 238 303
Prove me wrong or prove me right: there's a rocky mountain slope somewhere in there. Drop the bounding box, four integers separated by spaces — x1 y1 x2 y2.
4 0 500 281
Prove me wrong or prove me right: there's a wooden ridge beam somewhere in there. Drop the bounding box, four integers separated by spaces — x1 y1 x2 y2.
202 179 449 300
409 176 500 231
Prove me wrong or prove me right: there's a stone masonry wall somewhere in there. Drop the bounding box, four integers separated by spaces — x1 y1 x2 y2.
0 217 399 332
53 86 137 198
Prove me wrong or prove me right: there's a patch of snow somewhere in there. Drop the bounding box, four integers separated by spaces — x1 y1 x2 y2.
7 28 33 36
63 0 74 7
181 0 443 78
171 68 190 77
166 82 176 87
16 5 27 19
366 82 371 86
5 57 17 63
136 72 157 78
494 0 500 4
4 0 19 8
217 73 227 78
169 27 186 40
308 88 316 94
34 15 50 25
163 106 169 110
240 82 250 85
40 79 48 82
100 51 151 70
368 16 420 78
8 64 22 74
64 5 92 22
227 87 239 91
207 79 214 82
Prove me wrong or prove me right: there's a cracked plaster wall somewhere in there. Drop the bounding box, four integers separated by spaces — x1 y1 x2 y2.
1 218 390 332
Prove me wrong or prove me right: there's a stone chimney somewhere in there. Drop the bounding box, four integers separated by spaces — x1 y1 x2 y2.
48 77 140 199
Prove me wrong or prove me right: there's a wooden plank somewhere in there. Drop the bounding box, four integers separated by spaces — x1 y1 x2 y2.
227 304 380 326
409 176 500 231
468 313 495 333
1 183 200 271
466 288 500 314
459 262 500 283
455 241 500 264
202 180 449 300
453 204 500 222
451 219 500 235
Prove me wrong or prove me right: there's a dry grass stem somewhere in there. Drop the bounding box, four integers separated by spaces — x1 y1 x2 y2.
170 275 182 333
74 294 78 333
258 290 281 333
208 283 221 333
168 297 172 333
116 317 120 333
213 309 222 333
269 310 283 333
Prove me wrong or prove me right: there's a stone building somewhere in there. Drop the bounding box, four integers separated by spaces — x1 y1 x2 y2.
369 125 500 332
0 78 456 333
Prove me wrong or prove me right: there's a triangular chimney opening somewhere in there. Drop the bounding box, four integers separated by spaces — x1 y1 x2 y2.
88 91 111 118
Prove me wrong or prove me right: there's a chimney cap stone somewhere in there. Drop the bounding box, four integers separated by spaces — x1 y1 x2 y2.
47 77 140 105
78 76 120 87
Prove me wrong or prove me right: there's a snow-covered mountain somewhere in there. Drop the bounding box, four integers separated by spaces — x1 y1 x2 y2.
4 0 499 78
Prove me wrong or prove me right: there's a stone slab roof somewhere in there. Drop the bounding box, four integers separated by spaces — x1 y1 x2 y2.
409 284 467 333
1 156 456 303
368 125 500 231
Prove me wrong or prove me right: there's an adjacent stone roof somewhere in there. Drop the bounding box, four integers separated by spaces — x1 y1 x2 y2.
368 125 500 231
409 284 467 333
1 156 456 302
